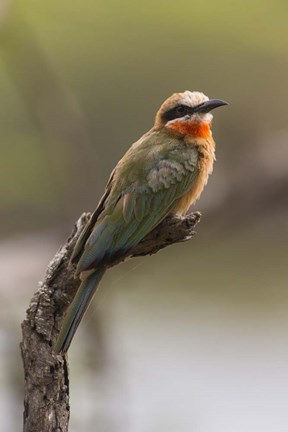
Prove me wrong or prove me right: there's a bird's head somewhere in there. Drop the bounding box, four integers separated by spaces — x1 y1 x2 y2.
154 90 228 139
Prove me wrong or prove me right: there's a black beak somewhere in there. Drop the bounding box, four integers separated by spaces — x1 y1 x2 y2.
194 99 228 114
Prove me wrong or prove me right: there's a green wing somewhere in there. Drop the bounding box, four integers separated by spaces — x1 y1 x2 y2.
74 136 199 274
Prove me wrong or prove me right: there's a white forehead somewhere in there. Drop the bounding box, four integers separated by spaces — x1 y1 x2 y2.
179 90 209 107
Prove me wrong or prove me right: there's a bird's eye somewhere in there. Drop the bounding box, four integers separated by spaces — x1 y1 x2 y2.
175 106 187 115
163 105 190 122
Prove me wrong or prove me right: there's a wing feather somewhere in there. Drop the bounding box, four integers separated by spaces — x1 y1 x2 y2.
75 145 199 274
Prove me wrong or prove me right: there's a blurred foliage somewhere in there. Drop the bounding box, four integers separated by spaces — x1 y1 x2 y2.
0 0 288 235
1 1 288 431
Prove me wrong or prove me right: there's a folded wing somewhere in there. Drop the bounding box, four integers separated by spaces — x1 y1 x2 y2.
73 144 199 275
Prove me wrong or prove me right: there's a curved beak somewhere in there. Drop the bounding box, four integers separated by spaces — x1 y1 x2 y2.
194 99 229 114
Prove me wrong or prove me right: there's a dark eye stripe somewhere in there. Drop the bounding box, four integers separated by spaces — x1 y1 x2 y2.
163 105 193 122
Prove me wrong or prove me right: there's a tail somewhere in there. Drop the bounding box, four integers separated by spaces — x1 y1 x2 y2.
53 267 106 354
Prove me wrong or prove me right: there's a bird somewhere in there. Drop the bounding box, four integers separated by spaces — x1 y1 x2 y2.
54 90 228 353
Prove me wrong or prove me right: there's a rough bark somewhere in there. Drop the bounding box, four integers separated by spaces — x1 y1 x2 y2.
21 211 201 432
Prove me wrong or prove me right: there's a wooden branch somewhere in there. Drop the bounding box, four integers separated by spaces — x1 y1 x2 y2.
21 211 201 432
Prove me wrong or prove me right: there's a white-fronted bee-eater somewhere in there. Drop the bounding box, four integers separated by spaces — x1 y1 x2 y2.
54 90 228 353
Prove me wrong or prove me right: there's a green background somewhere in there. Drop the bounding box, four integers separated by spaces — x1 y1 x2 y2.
1 1 287 431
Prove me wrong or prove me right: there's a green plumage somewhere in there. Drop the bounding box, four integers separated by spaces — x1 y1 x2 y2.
74 132 199 272
54 129 199 353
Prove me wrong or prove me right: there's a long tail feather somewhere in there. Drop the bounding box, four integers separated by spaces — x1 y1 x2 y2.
54 268 106 354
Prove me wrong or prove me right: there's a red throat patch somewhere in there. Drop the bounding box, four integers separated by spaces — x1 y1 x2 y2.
168 119 212 139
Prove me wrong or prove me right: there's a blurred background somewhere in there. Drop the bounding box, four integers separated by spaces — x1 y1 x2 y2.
1 0 288 430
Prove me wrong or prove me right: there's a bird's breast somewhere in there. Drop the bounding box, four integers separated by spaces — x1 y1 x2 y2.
171 137 215 215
